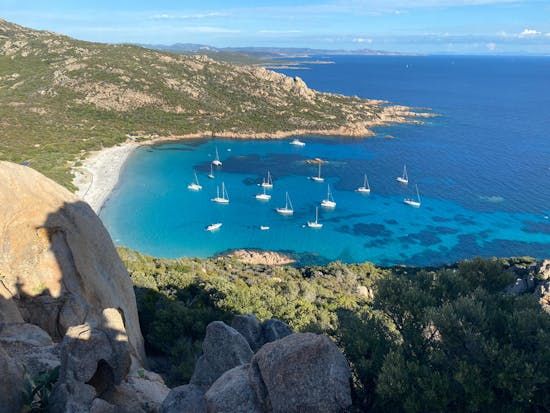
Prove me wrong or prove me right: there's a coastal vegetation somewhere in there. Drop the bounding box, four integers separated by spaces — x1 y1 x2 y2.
119 248 550 412
0 19 427 189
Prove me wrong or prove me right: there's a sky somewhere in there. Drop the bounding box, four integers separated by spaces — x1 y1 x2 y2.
1 0 550 54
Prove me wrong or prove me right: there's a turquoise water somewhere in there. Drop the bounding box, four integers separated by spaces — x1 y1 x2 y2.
100 56 550 266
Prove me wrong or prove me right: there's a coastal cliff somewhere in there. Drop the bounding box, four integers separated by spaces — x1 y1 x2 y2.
0 18 432 188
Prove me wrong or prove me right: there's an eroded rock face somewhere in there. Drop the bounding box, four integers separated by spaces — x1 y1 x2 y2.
190 321 253 389
249 333 352 413
0 161 145 363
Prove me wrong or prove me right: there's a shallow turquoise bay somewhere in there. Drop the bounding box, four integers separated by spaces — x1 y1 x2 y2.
100 56 550 265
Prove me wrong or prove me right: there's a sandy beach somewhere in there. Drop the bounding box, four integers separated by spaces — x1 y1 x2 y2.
73 142 139 213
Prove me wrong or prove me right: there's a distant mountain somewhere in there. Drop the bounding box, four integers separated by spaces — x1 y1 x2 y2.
143 43 409 60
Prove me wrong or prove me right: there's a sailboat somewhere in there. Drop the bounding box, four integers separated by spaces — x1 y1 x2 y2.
261 171 273 189
307 207 323 229
396 164 408 184
212 147 222 166
275 192 294 215
255 186 271 201
211 182 229 204
355 174 370 193
310 163 324 182
321 184 336 209
205 223 222 231
207 162 215 179
187 171 202 191
403 184 421 208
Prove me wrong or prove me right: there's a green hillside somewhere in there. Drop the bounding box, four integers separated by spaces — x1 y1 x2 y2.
0 19 426 188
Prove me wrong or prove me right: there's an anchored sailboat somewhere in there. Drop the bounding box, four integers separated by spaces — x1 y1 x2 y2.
211 182 229 204
403 184 421 208
276 192 294 215
207 162 215 179
212 147 222 166
355 174 370 193
255 186 271 201
307 207 323 228
187 171 202 191
261 171 273 189
310 163 324 182
321 184 336 209
396 164 408 184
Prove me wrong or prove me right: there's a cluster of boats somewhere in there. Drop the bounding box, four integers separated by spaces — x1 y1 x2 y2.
194 143 421 232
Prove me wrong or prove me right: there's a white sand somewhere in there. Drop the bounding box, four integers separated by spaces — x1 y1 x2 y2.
73 142 138 213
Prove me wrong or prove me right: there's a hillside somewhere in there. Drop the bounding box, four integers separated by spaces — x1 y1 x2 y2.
0 19 428 188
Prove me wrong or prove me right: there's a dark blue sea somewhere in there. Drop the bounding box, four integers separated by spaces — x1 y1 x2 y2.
100 56 550 266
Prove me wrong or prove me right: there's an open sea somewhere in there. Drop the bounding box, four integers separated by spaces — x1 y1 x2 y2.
100 55 550 266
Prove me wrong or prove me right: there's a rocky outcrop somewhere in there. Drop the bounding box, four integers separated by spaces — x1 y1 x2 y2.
222 249 295 265
178 320 352 413
190 321 253 389
249 333 352 413
0 162 170 412
0 161 145 363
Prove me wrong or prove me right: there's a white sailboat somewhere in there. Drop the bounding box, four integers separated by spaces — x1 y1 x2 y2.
205 222 222 231
211 182 229 204
307 207 323 228
207 162 215 179
396 164 408 184
261 171 273 189
260 225 270 231
310 163 324 182
276 192 294 215
212 147 222 166
355 174 371 193
290 138 306 146
321 184 336 209
255 186 271 201
187 171 202 191
403 184 421 208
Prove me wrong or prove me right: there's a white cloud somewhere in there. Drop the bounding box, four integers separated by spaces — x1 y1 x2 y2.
519 28 541 37
486 42 497 50
151 12 226 20
180 26 240 33
353 37 373 43
258 30 302 34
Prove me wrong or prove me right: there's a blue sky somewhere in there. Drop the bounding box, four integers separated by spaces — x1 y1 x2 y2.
1 0 549 54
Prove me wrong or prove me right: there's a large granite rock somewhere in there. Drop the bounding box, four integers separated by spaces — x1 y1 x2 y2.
161 384 206 413
249 333 352 413
0 161 145 363
231 314 263 352
205 364 262 413
261 319 293 344
0 346 25 413
0 322 53 347
190 321 253 389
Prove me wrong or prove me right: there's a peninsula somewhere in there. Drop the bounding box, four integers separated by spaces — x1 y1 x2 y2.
0 18 432 204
